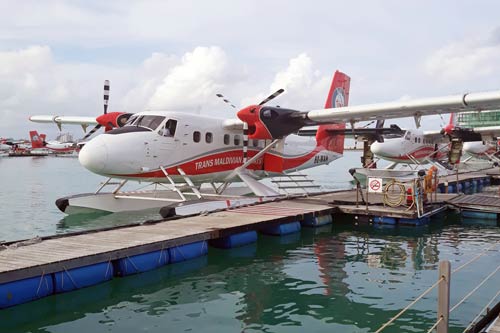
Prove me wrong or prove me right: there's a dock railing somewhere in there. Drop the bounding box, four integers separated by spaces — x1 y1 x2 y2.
374 241 500 333
351 168 440 218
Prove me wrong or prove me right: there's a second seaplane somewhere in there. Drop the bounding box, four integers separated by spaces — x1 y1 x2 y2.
30 71 500 215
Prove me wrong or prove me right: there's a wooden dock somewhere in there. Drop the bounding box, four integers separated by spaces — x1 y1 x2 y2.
0 167 499 311
0 199 332 284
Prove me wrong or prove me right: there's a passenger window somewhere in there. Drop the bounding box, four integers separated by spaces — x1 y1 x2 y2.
234 135 241 146
206 132 213 143
252 139 259 147
193 131 201 143
414 137 417 143
224 134 230 145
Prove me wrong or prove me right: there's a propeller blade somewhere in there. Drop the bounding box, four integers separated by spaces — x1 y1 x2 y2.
216 93 236 109
82 124 102 141
361 120 375 129
103 80 110 114
258 88 284 106
375 119 385 128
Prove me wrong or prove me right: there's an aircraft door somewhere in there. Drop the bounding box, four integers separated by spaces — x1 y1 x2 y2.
155 119 179 154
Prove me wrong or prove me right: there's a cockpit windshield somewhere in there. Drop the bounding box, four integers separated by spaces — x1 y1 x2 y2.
125 115 166 130
125 116 138 126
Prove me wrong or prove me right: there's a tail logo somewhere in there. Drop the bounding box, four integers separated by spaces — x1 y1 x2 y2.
32 135 39 142
332 87 345 108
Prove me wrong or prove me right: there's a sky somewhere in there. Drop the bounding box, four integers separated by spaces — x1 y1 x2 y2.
2 0 500 139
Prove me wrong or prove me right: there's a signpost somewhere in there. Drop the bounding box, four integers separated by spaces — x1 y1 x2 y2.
368 177 383 193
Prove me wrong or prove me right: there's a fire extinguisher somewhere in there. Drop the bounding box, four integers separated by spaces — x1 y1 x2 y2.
406 188 413 206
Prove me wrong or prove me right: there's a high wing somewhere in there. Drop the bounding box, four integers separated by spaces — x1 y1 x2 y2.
29 115 98 131
306 91 500 125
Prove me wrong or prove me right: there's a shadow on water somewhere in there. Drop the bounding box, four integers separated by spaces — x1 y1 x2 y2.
56 208 163 234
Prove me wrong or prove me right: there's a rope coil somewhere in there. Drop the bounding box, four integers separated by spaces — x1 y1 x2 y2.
382 180 406 207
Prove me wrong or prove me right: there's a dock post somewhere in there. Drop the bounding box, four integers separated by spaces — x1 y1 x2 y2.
437 260 451 333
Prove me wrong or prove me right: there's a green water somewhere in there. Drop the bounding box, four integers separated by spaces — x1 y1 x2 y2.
2 216 499 333
1 154 499 332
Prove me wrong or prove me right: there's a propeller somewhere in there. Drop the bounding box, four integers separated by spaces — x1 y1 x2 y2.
216 94 236 109
375 119 385 142
82 80 109 141
81 80 132 141
258 89 284 105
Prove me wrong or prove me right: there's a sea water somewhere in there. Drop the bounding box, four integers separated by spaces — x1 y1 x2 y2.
0 152 499 333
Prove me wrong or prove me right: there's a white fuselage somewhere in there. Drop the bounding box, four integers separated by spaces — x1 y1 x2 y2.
463 141 498 160
370 129 448 163
79 111 341 184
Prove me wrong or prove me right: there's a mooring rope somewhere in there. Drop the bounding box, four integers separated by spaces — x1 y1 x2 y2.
62 266 79 289
374 277 444 333
452 241 500 274
462 287 500 333
426 315 443 333
35 270 46 296
450 264 500 313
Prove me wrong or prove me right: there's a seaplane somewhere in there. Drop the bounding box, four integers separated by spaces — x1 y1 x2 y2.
369 113 500 170
30 71 500 215
29 131 78 155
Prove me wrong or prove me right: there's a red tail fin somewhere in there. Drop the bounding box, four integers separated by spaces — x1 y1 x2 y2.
29 131 45 149
316 70 350 154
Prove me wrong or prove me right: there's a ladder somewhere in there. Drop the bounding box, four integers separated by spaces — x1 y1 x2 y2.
270 172 321 195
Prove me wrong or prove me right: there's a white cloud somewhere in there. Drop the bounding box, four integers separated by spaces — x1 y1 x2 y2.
242 53 331 110
146 46 228 111
425 34 500 83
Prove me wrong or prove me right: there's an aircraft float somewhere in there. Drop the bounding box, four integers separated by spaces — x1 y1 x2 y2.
30 71 500 215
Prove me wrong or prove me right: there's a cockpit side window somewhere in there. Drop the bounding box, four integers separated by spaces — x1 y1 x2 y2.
135 116 165 130
159 119 177 137
404 132 410 140
125 115 138 126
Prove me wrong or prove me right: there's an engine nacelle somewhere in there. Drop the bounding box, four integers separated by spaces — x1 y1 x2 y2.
237 105 307 140
96 112 133 131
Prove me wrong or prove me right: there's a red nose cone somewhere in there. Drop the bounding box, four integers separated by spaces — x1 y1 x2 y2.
237 105 259 123
443 124 454 135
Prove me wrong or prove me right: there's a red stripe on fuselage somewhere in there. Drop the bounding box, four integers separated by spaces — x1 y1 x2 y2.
112 146 329 179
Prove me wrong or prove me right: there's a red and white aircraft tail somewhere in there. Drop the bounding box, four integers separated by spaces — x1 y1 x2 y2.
316 70 350 155
29 130 45 149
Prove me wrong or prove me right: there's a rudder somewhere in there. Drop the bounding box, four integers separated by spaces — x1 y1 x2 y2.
316 70 350 154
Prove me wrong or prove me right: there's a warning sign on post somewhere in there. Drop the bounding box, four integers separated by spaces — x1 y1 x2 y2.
368 177 383 193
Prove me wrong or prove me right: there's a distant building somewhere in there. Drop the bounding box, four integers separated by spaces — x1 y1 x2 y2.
456 110 500 128
55 132 74 143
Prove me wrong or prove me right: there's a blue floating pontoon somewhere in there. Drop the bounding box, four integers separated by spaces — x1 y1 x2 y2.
0 274 53 308
54 262 113 292
114 250 169 277
301 214 333 227
210 231 258 249
261 221 301 236
373 216 397 225
169 241 208 263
